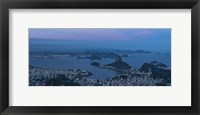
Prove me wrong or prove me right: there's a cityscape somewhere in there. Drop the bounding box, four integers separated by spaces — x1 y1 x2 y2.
29 28 171 86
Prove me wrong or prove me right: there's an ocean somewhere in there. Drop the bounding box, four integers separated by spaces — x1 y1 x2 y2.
29 53 171 80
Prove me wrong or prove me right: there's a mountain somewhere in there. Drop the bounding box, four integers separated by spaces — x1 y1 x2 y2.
150 61 168 68
134 50 152 54
139 61 171 83
104 55 131 70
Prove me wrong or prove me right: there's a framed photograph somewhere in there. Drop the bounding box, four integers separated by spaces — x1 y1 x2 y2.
0 0 200 114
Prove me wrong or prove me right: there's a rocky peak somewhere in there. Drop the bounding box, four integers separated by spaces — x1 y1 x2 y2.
105 55 131 70
115 55 122 62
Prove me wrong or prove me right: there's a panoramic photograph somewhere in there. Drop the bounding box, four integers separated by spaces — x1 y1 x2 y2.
29 28 171 86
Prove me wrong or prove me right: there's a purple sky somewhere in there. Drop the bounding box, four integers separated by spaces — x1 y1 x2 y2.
29 28 170 41
29 28 171 51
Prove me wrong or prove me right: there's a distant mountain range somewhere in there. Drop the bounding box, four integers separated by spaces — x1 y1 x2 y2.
30 49 155 55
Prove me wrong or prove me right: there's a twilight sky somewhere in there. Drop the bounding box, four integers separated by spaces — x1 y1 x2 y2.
29 28 171 51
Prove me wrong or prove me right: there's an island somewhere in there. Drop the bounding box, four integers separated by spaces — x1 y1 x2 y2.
30 55 171 86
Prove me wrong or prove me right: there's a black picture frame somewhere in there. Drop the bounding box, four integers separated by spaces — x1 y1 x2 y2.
0 0 200 115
